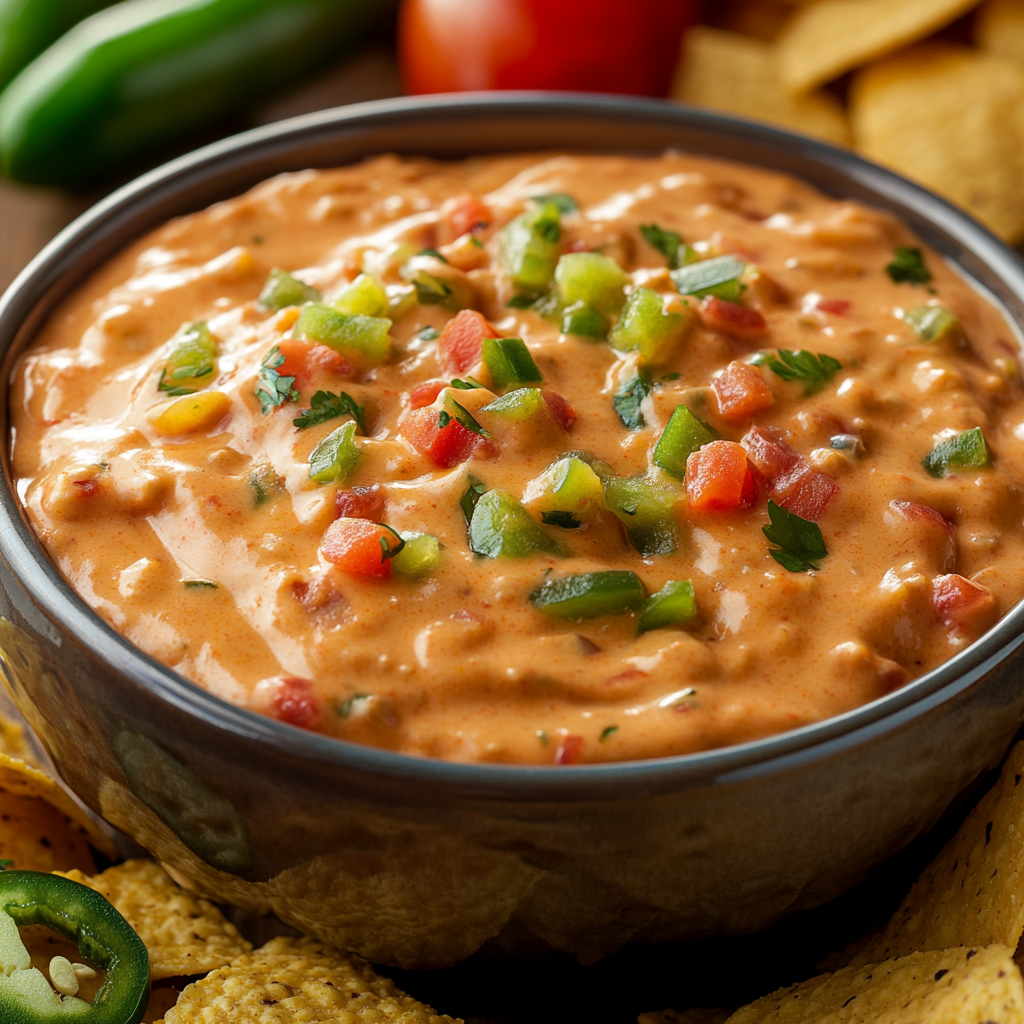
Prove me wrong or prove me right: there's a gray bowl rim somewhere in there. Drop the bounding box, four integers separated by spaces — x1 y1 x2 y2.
2 91 1024 801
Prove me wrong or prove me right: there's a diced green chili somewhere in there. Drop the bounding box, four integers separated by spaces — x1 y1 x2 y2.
886 246 932 285
903 304 961 343
637 579 697 633
482 337 543 390
651 404 720 480
530 192 578 214
602 473 679 557
249 463 283 507
158 321 217 396
529 570 646 620
459 474 487 525
333 273 389 318
480 388 547 422
608 287 691 365
469 490 567 558
293 304 391 365
391 532 442 578
922 426 991 478
399 255 474 311
308 420 362 483
671 254 746 300
499 202 562 297
560 301 606 339
522 455 605 522
639 223 696 269
258 268 321 310
554 252 629 317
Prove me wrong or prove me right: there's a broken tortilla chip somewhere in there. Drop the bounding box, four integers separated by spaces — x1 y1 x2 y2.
0 787 95 873
777 0 983 92
671 28 850 146
726 944 1024 1024
162 935 460 1024
850 43 1024 244
0 712 33 763
851 740 1024 967
977 0 1024 63
58 859 252 980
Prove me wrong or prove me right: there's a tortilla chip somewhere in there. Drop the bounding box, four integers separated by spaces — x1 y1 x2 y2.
726 944 1024 1023
639 1011 731 1024
703 1 795 42
849 741 1024 967
850 43 1024 244
58 859 252 980
0 789 95 873
0 712 32 763
977 0 1024 63
777 0 983 92
671 28 850 146
162 935 460 1024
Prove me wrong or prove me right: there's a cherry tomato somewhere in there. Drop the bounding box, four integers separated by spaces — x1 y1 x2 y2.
399 0 696 98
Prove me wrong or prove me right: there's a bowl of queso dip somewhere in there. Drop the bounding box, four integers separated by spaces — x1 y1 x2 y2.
3 96 1024 965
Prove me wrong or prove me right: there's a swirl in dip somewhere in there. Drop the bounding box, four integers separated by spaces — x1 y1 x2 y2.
10 153 1024 764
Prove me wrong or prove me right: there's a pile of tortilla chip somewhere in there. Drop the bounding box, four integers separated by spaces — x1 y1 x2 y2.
671 0 1024 244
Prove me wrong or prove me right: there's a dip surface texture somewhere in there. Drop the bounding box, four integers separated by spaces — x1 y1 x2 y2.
11 153 1024 764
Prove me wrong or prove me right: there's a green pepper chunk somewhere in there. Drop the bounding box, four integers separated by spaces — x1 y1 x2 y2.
522 455 605 524
638 580 697 633
554 252 629 317
308 420 362 483
293 304 391 366
258 268 321 310
499 202 562 297
529 570 646 620
671 254 746 300
469 490 568 558
903 304 961 343
333 273 389 318
652 404 720 480
480 388 547 421
560 301 606 339
0 869 150 1024
392 532 442 578
482 337 542 390
602 473 679 557
158 321 217 396
608 288 691 365
399 255 474 311
922 426 991 478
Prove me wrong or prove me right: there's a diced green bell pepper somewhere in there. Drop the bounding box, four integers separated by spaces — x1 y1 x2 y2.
554 252 628 317
333 273 389 318
249 463 284 507
637 579 697 633
293 304 391 365
480 388 547 421
392 532 442 578
482 337 542 390
922 426 991 478
603 473 680 557
399 255 474 311
158 321 217 396
529 570 646 620
671 255 746 300
903 304 961 343
522 455 605 524
560 301 606 339
308 420 362 483
499 202 562 297
608 288 691 365
652 404 720 480
469 490 567 558
258 268 321 310
0 869 150 1024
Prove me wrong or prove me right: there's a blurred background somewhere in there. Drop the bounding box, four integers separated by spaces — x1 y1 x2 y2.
2 0 1022 293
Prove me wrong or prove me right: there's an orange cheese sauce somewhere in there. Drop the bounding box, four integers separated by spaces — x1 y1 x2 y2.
10 153 1024 764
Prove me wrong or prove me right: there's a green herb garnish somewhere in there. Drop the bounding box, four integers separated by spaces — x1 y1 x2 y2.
460 474 487 524
336 693 369 717
922 426 991 478
444 398 489 437
541 510 582 529
450 377 484 390
671 254 746 300
255 346 298 413
640 223 683 269
531 192 578 214
599 725 619 742
613 371 653 431
537 730 549 746
293 389 366 432
419 247 449 263
762 500 828 573
183 579 218 590
886 246 932 285
755 349 841 395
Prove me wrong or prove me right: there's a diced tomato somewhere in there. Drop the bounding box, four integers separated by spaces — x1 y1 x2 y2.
885 500 955 571
400 406 486 467
933 574 997 631
410 380 447 409
741 427 800 478
542 391 577 430
441 193 493 241
555 734 584 765
686 441 757 511
699 296 767 338
321 517 397 578
713 361 773 423
439 309 498 375
270 677 323 730
774 464 840 521
71 478 101 498
275 338 352 389
335 485 385 522
816 298 851 316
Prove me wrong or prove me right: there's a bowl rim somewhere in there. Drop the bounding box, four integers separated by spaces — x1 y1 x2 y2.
4 91 1024 799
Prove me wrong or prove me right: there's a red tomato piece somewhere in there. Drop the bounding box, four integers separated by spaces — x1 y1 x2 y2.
440 193 493 241
271 677 323 730
933 574 997 631
409 380 447 409
400 407 485 467
885 500 956 572
555 734 584 765
321 518 396 578
816 298 852 316
686 441 757 511
542 391 577 431
275 338 352 389
775 465 840 521
335 485 385 522
713 361 774 423
741 426 800 479
439 309 498 376
699 296 768 338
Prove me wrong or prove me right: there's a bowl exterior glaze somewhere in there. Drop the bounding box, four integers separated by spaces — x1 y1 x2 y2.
2 96 1024 967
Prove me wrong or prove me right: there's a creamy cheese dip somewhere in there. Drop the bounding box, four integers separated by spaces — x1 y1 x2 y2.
11 153 1024 764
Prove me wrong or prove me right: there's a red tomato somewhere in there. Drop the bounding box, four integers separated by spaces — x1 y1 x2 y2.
686 441 757 512
270 677 323 730
401 407 487 467
399 0 696 98
816 298 852 316
409 380 448 409
933 574 996 631
741 427 838 521
321 518 398 578
335 485 386 522
440 194 493 242
712 361 773 423
699 296 768 338
275 338 352 389
555 734 584 765
741 426 799 479
541 391 577 431
439 309 498 376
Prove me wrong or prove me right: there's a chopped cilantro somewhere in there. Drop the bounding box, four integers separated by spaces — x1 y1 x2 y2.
613 371 653 431
671 255 746 300
249 464 284 507
183 579 218 590
755 349 841 395
541 510 582 529
450 377 484 390
459 474 487 524
537 730 549 746
531 192 578 214
886 246 932 285
445 398 489 436
762 501 828 573
419 248 449 263
640 223 683 269
599 725 618 742
255 346 298 413
293 390 366 432
336 693 369 717
922 426 991 478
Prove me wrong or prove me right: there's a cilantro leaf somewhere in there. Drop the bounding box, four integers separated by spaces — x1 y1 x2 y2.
541 510 582 529
293 390 366 432
886 246 932 285
459 474 487 524
640 223 683 269
450 377 484 390
419 247 449 263
255 347 299 414
613 371 653 431
599 725 618 742
446 398 490 437
762 501 828 572
756 349 841 395
183 579 218 590
531 192 578 214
